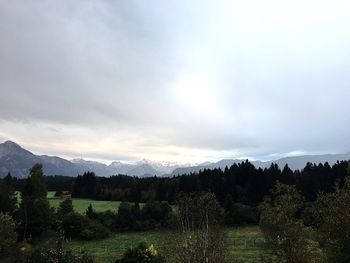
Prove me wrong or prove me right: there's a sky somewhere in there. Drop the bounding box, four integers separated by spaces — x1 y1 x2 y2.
0 0 350 164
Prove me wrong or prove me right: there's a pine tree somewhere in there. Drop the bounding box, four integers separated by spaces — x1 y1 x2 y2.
57 198 73 220
0 173 17 216
20 163 51 239
85 204 96 219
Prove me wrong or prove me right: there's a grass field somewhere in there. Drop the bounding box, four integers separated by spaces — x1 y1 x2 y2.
64 226 272 263
47 192 122 214
49 198 121 214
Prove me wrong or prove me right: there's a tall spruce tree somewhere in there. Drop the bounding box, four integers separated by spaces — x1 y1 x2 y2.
20 164 51 239
0 173 17 216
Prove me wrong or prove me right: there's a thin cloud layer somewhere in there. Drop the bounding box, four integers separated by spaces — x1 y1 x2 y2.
0 0 350 163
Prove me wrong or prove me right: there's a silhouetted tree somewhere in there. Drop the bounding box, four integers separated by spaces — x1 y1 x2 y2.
0 173 17 216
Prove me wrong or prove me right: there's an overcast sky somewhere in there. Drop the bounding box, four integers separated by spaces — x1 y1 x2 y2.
0 0 350 164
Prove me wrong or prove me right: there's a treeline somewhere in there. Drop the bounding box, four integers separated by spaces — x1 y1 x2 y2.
70 160 349 205
6 160 348 207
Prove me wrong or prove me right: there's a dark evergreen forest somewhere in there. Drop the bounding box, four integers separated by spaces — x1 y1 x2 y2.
7 160 349 206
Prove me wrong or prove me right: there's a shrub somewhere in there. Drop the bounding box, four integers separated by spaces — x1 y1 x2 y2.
80 220 109 240
259 182 320 263
27 227 94 263
141 201 172 227
62 212 86 238
0 213 17 258
313 177 350 262
95 210 116 230
172 192 227 263
116 202 133 230
116 242 165 263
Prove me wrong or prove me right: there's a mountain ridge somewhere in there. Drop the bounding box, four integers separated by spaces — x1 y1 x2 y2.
1 140 350 178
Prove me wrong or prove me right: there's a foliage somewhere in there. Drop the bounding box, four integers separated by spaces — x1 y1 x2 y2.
63 160 350 209
27 228 94 263
225 202 259 225
80 220 110 240
62 211 109 241
0 213 17 258
58 198 74 220
72 172 98 199
62 212 86 238
259 182 322 263
116 201 173 231
116 202 133 230
172 192 228 263
22 163 47 199
85 204 97 219
116 242 165 263
0 174 17 216
313 175 350 263
141 201 172 228
19 164 52 238
94 210 117 230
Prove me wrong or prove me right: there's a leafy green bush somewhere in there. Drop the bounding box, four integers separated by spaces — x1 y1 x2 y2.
116 242 165 263
62 212 86 238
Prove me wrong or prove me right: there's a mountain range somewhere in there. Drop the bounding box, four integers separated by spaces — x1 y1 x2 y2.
0 140 350 178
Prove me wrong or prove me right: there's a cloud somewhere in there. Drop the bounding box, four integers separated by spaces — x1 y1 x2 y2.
0 0 350 163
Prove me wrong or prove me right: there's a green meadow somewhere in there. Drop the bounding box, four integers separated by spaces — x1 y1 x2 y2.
32 192 272 262
49 198 121 214
63 226 271 263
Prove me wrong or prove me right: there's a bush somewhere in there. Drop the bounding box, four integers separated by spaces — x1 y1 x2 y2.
116 242 165 263
141 201 172 227
116 202 133 230
95 210 117 230
0 213 17 258
80 220 109 240
62 212 86 238
259 182 319 263
27 227 94 263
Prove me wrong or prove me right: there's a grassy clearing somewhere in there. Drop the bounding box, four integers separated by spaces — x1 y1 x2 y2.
47 191 122 214
16 191 121 214
64 226 271 263
49 198 121 214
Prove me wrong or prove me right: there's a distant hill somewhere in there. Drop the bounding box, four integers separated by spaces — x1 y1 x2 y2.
1 140 350 178
0 141 166 178
171 154 350 175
